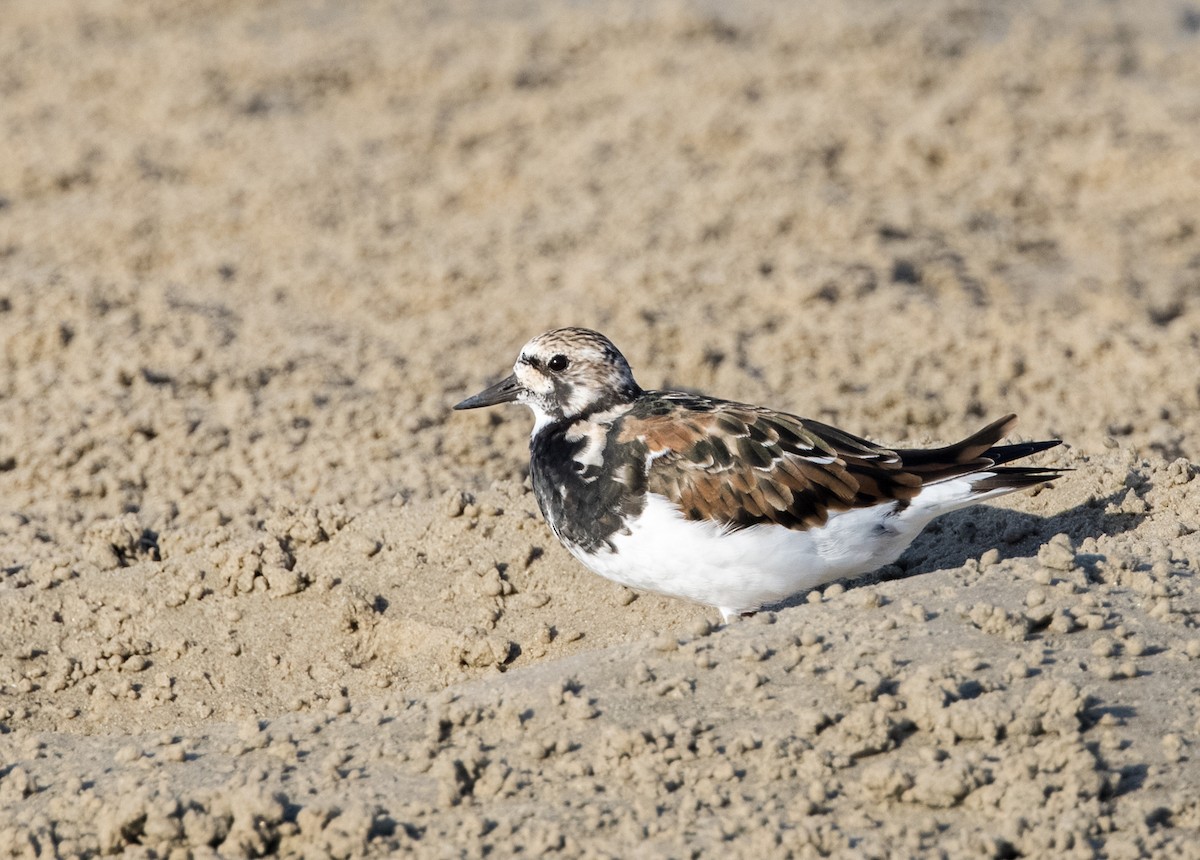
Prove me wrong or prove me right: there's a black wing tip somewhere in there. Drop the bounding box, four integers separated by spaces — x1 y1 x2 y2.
984 437 1063 466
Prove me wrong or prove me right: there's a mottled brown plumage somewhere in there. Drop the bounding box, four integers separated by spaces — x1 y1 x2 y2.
615 396 1056 532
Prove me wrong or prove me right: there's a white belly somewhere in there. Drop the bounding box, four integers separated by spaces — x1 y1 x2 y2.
567 493 938 620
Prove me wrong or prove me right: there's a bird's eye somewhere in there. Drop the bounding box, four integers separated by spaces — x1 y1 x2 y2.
548 354 569 372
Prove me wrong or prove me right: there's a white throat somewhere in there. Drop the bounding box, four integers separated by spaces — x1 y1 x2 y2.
528 402 555 437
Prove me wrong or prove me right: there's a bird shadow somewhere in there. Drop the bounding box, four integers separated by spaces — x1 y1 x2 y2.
895 489 1144 578
770 489 1146 613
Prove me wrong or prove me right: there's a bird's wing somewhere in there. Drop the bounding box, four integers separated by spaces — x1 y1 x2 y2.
615 395 1021 530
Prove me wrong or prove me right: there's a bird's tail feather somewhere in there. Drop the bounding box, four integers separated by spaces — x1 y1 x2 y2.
895 414 1065 489
968 465 1067 495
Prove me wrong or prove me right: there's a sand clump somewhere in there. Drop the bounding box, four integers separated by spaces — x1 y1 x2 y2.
2 0 1200 856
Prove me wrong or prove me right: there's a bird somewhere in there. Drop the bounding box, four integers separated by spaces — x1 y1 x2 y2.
453 327 1065 622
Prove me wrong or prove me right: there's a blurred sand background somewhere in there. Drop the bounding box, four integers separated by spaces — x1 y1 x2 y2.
1 0 1200 855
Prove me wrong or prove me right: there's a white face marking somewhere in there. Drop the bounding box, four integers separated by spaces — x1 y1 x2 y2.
514 354 559 434
513 357 555 399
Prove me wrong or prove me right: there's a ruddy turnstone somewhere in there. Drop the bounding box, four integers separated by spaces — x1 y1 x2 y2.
454 327 1064 622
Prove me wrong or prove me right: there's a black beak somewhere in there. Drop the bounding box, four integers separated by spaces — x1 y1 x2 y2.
453 373 522 410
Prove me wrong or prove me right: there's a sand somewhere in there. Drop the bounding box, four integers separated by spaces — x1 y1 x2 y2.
1 0 1199 855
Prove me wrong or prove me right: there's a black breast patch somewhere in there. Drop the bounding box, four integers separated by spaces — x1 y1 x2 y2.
529 421 647 554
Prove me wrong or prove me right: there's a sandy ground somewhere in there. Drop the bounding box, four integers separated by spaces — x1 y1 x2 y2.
1 0 1199 855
